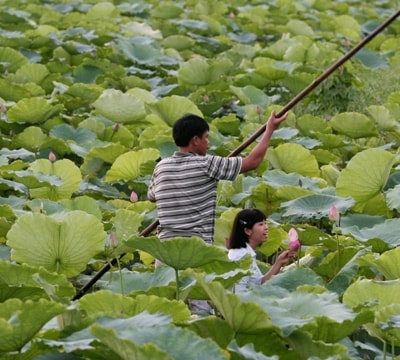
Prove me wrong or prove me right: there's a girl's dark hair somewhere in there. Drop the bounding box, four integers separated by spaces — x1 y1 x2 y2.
227 209 266 249
172 113 209 147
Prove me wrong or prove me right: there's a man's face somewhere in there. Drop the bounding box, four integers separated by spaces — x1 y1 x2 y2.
194 131 209 155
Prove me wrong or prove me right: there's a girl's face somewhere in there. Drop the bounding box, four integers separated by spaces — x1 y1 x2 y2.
246 220 268 248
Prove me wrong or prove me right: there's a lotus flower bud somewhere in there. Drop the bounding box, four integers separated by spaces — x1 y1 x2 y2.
49 151 56 162
288 228 300 251
130 191 138 202
328 205 340 222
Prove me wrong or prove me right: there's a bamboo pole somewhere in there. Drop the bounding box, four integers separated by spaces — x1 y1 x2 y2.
72 9 400 301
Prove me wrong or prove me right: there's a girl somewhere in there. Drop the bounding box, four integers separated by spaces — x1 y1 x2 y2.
227 208 295 292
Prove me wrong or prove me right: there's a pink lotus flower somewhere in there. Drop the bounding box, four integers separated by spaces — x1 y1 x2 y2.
328 205 340 222
288 228 300 251
130 191 138 202
48 151 56 162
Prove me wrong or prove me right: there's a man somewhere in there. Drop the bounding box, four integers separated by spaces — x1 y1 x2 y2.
147 111 288 245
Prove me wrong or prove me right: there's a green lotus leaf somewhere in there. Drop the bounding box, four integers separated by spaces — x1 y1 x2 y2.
92 89 146 123
247 289 357 339
195 274 276 334
162 35 194 50
59 195 103 220
116 37 164 66
7 211 106 276
354 48 389 69
367 105 398 131
7 97 63 124
227 341 279 360
329 112 378 138
267 143 320 177
79 290 190 322
28 158 82 200
0 298 66 353
230 85 272 107
11 169 64 189
178 57 233 87
0 46 28 72
98 266 176 294
13 126 48 151
386 184 400 211
90 315 227 360
211 114 240 136
281 194 354 220
333 15 361 41
87 2 119 19
358 247 400 280
112 208 145 245
343 278 400 309
105 148 159 182
254 60 295 81
296 114 331 137
50 124 97 144
286 20 314 36
336 148 395 205
13 63 49 84
145 95 203 126
124 236 231 270
0 261 75 302
152 2 184 19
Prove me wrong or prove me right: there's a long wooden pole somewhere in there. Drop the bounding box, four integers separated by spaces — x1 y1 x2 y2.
72 9 400 301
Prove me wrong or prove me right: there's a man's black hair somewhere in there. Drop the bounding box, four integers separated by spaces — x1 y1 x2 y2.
172 113 209 147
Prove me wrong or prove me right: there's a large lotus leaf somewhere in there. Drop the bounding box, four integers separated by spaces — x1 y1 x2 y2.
243 290 357 340
90 315 228 360
13 63 49 84
162 35 194 50
386 184 400 211
267 143 320 177
333 15 361 41
285 329 351 360
336 148 395 205
13 126 48 151
178 57 233 87
125 236 232 270
343 279 400 309
254 60 295 81
296 114 331 137
59 195 103 220
0 261 75 302
354 48 388 69
112 209 144 244
286 20 314 36
230 85 272 108
91 325 174 360
50 124 97 144
7 97 63 124
195 274 277 335
0 46 28 72
367 105 398 131
97 266 176 294
78 290 190 322
7 211 106 277
145 95 203 126
28 159 82 200
0 298 65 353
329 112 378 138
281 194 354 220
357 247 400 280
87 2 119 19
373 304 400 347
263 168 326 192
227 340 279 360
92 89 146 123
105 148 159 182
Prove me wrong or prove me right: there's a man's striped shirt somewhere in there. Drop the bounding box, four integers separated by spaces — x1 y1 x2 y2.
147 151 242 244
